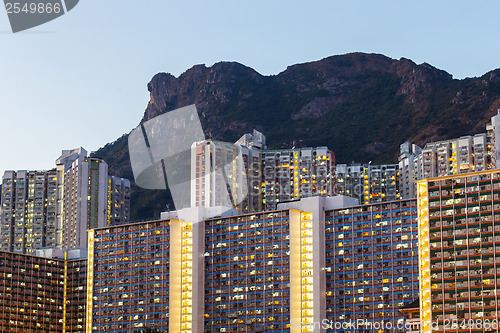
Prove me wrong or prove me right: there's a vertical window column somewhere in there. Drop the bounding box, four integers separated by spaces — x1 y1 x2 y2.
300 212 314 332
417 181 432 333
181 222 193 332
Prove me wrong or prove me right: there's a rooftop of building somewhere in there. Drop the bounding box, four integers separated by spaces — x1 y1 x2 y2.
327 197 416 212
416 168 500 183
0 248 87 262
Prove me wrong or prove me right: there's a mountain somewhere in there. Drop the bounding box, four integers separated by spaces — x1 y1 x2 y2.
92 52 500 220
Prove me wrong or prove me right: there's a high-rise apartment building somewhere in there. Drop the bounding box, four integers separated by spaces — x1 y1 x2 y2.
0 249 86 333
236 130 266 213
335 163 400 205
399 110 500 198
203 209 297 332
0 148 131 253
335 164 364 200
86 220 171 332
401 135 493 198
60 153 109 249
421 135 490 177
488 110 500 168
107 176 131 226
82 195 428 332
0 170 58 253
398 142 423 200
191 131 338 214
55 148 89 245
86 197 356 332
262 147 335 211
325 199 419 332
191 130 265 214
416 169 500 333
65 250 88 333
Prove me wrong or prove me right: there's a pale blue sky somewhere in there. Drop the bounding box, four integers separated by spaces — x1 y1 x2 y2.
1 0 500 176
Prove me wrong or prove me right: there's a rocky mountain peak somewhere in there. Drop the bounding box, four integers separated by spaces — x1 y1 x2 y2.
94 52 500 220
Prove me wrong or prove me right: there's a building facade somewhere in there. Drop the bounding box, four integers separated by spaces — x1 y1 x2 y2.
82 196 430 333
0 148 131 253
204 209 296 332
86 220 171 332
325 199 419 332
0 249 86 333
86 198 357 333
0 170 58 253
191 130 265 214
191 133 338 215
399 110 500 199
417 169 500 333
66 252 88 333
262 147 336 211
335 163 400 205
107 176 131 226
191 138 263 214
1 194 424 333
58 149 131 248
398 142 423 199
61 154 109 249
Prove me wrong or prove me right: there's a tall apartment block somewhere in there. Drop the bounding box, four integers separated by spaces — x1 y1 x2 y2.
203 205 308 333
325 199 419 332
82 195 429 333
0 248 87 333
86 220 171 332
65 250 88 332
417 169 500 333
86 197 356 333
488 109 500 168
262 147 335 211
59 150 109 249
192 132 338 214
107 176 131 226
398 142 423 199
335 163 400 205
0 170 57 253
400 110 500 198
190 130 264 213
236 130 266 212
0 148 131 253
